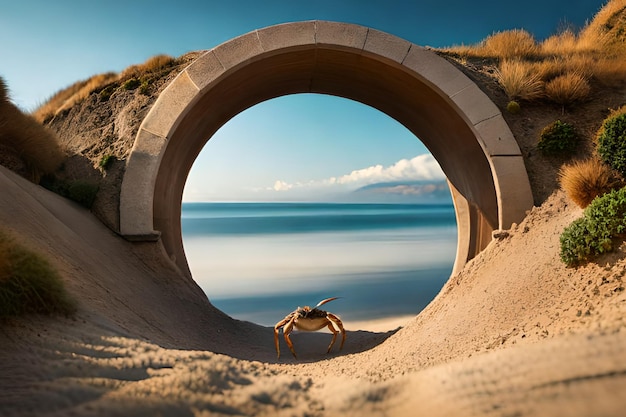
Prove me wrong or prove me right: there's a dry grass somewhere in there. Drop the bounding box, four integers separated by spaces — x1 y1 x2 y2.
119 54 175 80
578 0 626 52
0 77 65 180
559 158 623 208
32 54 176 123
0 228 76 317
482 29 539 59
495 60 544 101
545 71 591 106
444 0 626 104
540 30 580 56
33 72 117 123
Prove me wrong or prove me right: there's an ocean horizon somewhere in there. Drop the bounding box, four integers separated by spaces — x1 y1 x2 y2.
182 201 457 327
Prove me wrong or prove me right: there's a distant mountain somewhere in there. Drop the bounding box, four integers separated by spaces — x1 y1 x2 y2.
346 180 453 204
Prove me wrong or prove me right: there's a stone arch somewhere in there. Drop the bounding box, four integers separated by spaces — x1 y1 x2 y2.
120 21 533 278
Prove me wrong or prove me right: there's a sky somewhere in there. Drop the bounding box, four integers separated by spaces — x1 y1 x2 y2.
1 0 606 202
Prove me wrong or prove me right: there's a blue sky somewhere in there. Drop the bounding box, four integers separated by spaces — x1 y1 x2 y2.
1 0 605 202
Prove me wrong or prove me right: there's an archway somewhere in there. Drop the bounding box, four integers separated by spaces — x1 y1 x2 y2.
120 21 533 278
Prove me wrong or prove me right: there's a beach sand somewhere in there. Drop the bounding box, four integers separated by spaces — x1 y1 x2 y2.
1 164 626 416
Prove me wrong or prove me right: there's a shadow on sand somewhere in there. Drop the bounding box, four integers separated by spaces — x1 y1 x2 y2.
217 318 402 364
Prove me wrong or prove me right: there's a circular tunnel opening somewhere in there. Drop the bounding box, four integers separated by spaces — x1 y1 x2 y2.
181 93 458 331
121 22 534 351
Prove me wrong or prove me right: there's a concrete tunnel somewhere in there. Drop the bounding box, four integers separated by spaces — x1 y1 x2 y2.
119 21 534 280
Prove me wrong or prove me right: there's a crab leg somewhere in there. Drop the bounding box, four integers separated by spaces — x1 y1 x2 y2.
326 322 339 353
283 318 298 359
274 316 292 359
327 313 346 351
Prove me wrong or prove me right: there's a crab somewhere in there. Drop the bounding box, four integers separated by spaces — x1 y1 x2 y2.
274 297 346 359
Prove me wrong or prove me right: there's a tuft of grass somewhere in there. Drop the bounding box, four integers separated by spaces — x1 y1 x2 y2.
119 54 175 80
540 29 580 56
0 229 76 317
33 73 118 123
0 77 66 180
559 158 623 208
545 71 591 107
495 60 544 101
482 29 538 59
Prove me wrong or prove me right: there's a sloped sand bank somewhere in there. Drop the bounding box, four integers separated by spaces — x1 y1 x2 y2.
1 165 625 416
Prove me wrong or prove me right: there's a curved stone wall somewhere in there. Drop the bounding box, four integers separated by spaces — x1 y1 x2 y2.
120 21 533 277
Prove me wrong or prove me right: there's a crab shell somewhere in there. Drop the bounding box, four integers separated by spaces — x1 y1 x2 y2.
273 297 346 359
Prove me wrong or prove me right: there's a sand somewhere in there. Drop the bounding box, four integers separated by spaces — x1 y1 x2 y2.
1 164 626 416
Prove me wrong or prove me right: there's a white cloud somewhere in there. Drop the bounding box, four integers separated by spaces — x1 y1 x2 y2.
272 180 293 191
271 154 445 192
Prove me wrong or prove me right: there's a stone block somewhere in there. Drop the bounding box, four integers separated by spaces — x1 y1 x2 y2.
257 21 316 52
402 47 473 97
474 114 523 156
450 83 501 126
363 28 411 63
315 21 368 50
140 72 199 138
212 30 263 70
185 50 226 91
490 155 535 228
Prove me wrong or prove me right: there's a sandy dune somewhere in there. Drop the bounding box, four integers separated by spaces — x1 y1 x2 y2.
1 163 626 416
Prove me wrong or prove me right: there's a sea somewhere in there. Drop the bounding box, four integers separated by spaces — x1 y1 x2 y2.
181 202 457 327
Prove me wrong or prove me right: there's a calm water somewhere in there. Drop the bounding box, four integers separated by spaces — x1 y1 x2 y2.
182 202 457 326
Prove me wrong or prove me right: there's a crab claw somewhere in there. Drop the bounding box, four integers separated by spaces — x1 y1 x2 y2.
315 297 340 308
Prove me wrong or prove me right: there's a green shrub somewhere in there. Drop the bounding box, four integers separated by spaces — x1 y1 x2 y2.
139 79 151 95
99 154 115 170
99 85 116 102
597 112 626 177
537 120 578 156
506 100 521 114
0 230 76 317
560 187 626 266
67 180 99 208
122 78 141 90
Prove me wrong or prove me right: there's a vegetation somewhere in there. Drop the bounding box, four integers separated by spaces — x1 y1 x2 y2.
32 54 176 123
67 180 99 208
33 72 118 123
537 120 578 156
559 158 623 208
40 177 99 209
442 0 626 267
0 229 76 317
445 0 626 105
495 59 544 101
544 71 590 107
506 100 521 114
597 108 626 177
100 154 115 170
560 187 626 266
122 78 142 91
0 77 66 181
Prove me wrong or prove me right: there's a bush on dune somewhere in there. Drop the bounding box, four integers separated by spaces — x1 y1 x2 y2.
597 107 626 177
560 187 626 266
559 158 623 208
0 229 76 318
0 78 66 181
